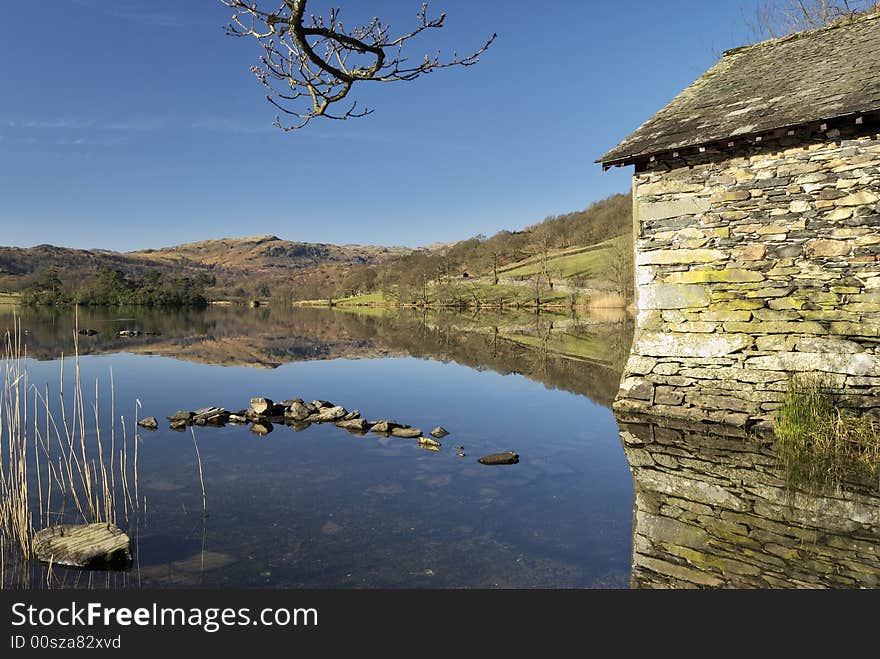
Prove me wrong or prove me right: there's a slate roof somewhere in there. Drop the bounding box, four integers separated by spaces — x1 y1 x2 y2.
600 11 880 167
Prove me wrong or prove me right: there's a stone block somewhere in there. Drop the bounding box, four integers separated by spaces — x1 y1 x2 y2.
640 197 712 221
806 239 852 257
837 190 879 206
640 284 711 309
663 268 764 284
634 332 753 357
745 352 880 376
637 249 728 266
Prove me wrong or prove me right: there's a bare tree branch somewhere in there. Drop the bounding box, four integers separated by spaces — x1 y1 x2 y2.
222 0 496 130
748 0 879 40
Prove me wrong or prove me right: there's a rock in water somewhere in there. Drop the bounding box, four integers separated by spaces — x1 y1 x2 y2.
418 437 441 448
342 410 361 421
33 523 131 569
312 406 348 422
137 417 158 430
168 410 193 423
430 427 449 438
392 427 422 438
370 420 400 434
478 451 519 465
336 418 369 432
285 400 311 421
249 397 274 415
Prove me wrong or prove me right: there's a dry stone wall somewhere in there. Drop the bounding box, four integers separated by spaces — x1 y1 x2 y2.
619 416 880 588
616 124 880 426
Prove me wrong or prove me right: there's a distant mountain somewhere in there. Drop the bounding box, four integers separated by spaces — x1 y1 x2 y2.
130 235 409 272
0 235 412 299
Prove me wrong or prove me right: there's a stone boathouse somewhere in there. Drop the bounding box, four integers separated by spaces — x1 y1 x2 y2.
600 11 880 428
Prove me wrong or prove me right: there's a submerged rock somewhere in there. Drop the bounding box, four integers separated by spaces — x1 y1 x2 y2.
392 427 422 439
430 427 450 438
137 417 158 430
478 451 519 465
77 328 99 336
33 523 131 569
117 329 141 338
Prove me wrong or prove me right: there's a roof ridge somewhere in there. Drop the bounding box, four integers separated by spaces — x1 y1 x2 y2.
723 6 880 58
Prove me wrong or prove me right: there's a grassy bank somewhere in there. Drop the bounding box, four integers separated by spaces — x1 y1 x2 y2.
774 376 880 488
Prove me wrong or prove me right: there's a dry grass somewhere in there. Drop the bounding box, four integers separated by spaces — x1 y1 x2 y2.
587 293 629 309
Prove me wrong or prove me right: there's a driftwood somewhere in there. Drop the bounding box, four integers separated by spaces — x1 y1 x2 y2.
32 523 132 569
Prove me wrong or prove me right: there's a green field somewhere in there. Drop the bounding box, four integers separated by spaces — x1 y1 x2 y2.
497 235 627 281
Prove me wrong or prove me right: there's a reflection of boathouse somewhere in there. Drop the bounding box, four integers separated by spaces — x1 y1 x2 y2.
619 416 880 588
600 12 880 426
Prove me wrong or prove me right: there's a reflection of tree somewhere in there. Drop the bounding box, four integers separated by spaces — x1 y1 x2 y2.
7 306 634 408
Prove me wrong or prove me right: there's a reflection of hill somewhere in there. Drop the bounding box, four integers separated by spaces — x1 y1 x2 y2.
619 414 880 588
333 311 633 408
3 305 632 407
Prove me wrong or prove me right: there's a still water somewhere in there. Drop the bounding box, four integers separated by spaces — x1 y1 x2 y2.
2 305 634 588
5 305 879 588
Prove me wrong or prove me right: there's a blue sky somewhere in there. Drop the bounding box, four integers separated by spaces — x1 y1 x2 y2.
0 1 756 251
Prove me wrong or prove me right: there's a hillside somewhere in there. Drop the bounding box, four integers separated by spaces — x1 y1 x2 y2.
0 235 411 300
131 235 408 272
1 192 632 306
332 192 633 308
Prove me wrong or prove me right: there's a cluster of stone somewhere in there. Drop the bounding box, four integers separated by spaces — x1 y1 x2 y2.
617 124 880 426
166 397 449 449
619 416 880 588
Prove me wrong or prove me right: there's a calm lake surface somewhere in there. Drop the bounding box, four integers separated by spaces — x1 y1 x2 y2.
4 305 879 589
2 305 634 588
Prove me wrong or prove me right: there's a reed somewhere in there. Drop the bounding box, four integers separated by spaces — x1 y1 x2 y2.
0 311 142 587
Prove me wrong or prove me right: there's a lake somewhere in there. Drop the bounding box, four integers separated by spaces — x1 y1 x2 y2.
0 305 634 588
2 305 878 589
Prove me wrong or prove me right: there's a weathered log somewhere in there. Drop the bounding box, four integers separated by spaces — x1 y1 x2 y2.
33 523 131 569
